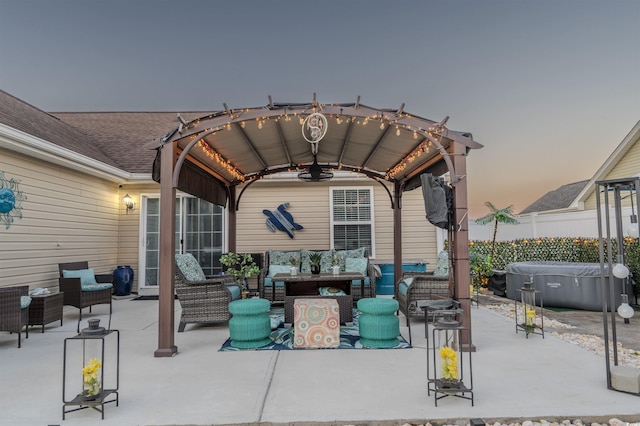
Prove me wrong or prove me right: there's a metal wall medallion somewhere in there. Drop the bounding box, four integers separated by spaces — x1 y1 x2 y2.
0 171 27 229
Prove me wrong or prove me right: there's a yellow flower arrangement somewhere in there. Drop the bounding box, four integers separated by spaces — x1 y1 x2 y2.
439 345 459 381
525 306 535 326
82 358 102 396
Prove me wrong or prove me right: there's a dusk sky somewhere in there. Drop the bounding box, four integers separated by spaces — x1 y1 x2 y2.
1 0 638 217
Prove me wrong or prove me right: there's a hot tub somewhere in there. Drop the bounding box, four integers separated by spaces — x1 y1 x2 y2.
506 261 631 311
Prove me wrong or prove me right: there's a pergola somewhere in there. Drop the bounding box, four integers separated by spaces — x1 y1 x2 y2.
152 95 483 357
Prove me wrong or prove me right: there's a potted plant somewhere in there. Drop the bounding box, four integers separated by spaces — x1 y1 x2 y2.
289 254 300 275
309 252 322 275
331 253 342 275
219 252 260 297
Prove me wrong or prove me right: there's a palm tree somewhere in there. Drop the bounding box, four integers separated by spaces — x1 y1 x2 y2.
475 202 520 260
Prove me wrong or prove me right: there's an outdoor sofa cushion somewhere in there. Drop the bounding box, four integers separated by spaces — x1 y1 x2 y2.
397 277 415 296
62 268 114 291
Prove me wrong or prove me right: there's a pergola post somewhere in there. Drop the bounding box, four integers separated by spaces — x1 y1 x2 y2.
154 142 178 357
450 140 474 351
393 181 403 292
228 185 237 253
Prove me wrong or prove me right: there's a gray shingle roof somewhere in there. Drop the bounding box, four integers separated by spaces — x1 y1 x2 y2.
0 90 208 174
0 90 119 168
52 111 205 173
519 180 590 214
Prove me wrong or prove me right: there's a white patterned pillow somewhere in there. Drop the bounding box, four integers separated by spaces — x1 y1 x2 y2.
175 253 206 281
433 251 449 277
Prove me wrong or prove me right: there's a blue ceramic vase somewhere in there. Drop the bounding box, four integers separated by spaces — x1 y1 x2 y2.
113 265 134 296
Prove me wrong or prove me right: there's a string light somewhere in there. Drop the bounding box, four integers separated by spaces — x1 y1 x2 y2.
197 140 244 182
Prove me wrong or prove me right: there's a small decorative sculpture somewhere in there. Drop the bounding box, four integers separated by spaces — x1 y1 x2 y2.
263 203 303 239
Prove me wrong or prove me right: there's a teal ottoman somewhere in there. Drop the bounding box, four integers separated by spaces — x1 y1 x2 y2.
229 299 272 349
357 298 400 348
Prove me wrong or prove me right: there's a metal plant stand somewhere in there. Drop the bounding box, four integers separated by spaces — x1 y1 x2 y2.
63 320 120 420
426 317 474 406
515 284 544 338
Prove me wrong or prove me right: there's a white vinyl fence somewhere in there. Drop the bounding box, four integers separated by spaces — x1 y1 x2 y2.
468 207 638 242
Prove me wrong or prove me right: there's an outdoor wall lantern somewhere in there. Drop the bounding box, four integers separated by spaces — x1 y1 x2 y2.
63 319 120 420
427 316 474 406
123 194 134 212
515 282 544 338
596 177 640 396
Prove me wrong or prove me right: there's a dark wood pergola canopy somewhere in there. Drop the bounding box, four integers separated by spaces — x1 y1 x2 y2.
152 96 483 357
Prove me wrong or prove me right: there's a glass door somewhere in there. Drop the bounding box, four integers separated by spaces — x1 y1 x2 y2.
138 194 225 296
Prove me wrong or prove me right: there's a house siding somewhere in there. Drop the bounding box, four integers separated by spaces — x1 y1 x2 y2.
584 138 640 210
234 179 437 267
0 148 121 291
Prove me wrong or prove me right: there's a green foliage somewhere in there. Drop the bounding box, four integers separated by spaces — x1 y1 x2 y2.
219 252 260 282
309 252 322 266
468 237 640 297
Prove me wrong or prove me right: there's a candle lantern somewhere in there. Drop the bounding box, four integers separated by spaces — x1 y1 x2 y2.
426 317 474 406
515 282 544 338
63 319 120 420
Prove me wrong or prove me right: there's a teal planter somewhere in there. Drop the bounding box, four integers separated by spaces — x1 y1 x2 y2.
376 262 426 295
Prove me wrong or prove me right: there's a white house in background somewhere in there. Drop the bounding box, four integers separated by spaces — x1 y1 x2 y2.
469 120 640 241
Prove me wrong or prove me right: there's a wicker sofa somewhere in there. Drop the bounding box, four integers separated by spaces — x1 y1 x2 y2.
259 248 376 302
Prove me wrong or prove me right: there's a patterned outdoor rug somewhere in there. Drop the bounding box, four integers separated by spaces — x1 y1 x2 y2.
219 308 411 351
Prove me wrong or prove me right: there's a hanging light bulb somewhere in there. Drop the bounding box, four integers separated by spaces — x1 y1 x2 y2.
617 293 635 319
613 263 630 279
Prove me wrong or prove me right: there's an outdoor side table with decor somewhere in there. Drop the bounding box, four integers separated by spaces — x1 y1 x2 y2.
427 317 473 406
228 298 271 349
63 319 119 420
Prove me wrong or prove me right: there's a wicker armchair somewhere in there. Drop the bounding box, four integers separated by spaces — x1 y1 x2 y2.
0 286 30 348
174 254 241 332
58 262 113 332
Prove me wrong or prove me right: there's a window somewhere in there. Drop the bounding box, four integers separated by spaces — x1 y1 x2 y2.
331 187 374 255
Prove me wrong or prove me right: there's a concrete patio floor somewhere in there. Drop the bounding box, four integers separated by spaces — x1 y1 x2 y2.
1 294 639 426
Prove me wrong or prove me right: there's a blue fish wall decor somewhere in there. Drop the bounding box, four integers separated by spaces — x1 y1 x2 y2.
263 203 303 239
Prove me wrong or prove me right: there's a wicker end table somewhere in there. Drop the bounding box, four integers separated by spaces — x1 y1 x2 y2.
29 292 64 333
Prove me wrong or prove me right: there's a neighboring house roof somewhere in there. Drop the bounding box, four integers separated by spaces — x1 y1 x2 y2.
0 89 207 175
53 111 204 174
519 180 590 214
0 90 119 168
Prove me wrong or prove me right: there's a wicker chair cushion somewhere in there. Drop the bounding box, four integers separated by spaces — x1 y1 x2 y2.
175 253 206 281
62 268 98 286
432 251 449 277
397 277 415 296
228 285 242 300
335 248 366 271
263 276 285 289
82 283 113 292
20 296 32 309
345 257 368 275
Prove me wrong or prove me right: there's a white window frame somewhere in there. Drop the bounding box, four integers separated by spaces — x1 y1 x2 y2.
329 186 375 257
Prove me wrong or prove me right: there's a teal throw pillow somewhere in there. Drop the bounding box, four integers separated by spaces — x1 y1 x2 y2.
175 253 206 281
63 268 98 286
20 296 32 309
268 264 291 277
319 287 347 296
345 257 368 275
335 248 365 271
269 250 300 266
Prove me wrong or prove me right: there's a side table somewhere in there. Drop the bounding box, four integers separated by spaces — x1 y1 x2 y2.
29 292 64 333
